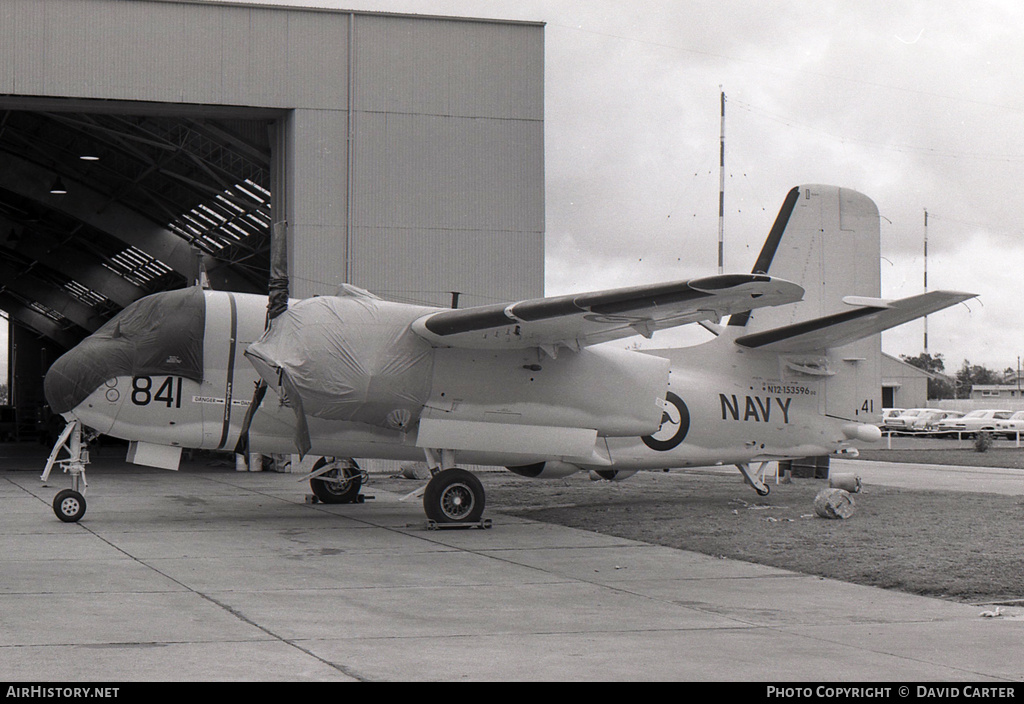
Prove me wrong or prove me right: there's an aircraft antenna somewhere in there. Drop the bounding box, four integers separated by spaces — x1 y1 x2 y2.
718 88 726 274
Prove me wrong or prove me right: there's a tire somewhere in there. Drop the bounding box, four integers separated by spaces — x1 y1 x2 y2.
423 468 485 524
309 458 362 504
53 489 86 523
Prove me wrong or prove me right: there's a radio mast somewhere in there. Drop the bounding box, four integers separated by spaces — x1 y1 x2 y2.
718 89 725 274
923 208 928 353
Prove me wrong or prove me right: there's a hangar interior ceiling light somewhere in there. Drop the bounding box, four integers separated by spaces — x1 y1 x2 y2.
0 106 275 348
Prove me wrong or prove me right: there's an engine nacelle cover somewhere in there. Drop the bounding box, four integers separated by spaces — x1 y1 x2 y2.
506 461 582 479
589 469 639 482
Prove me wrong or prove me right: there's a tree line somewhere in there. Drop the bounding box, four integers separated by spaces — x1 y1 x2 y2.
900 352 1020 400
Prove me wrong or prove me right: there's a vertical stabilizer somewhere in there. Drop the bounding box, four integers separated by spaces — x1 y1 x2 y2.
729 185 881 331
729 185 883 422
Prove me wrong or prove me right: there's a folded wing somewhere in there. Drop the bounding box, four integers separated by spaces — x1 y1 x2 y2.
412 273 804 352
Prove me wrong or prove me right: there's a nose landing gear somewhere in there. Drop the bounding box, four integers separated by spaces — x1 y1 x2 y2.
41 420 94 523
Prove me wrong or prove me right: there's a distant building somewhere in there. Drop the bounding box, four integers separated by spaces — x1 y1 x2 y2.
969 384 1024 401
881 353 932 409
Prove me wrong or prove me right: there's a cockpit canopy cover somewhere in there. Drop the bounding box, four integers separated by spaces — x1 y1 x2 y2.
44 287 206 414
245 289 436 430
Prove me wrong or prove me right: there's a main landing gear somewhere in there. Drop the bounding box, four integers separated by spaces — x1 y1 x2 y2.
423 468 486 526
401 449 490 529
41 420 95 522
306 457 368 504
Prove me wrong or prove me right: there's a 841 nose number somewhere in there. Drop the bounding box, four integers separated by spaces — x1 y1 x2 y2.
130 376 183 408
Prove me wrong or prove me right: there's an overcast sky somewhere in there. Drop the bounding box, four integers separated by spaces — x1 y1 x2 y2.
249 0 1021 373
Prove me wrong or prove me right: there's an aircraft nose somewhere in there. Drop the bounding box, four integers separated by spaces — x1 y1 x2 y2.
44 287 208 415
44 343 103 416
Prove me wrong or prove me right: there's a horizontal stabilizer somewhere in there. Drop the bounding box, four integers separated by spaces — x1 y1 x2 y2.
733 291 975 353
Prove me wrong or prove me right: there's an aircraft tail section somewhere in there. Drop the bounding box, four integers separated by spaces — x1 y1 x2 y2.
727 185 881 332
723 185 971 423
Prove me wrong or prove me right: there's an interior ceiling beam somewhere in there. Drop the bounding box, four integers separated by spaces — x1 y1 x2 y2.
186 120 272 169
0 260 101 332
0 292 78 350
0 216 145 308
0 151 258 293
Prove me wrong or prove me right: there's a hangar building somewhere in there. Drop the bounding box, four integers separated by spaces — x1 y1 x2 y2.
0 0 545 439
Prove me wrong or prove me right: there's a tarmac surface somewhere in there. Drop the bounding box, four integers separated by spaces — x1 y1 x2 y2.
1 443 1022 682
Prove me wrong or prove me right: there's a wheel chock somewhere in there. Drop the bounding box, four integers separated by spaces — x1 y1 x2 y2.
305 493 373 505
426 518 493 530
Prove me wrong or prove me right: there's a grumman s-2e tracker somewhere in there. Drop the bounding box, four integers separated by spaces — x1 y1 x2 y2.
42 185 973 525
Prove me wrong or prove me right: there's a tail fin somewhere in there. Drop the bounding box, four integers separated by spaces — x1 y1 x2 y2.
725 185 971 423
728 185 881 332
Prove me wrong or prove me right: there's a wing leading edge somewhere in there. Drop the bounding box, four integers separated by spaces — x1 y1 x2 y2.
411 274 804 352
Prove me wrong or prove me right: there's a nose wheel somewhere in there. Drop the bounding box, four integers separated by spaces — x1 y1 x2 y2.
53 489 87 523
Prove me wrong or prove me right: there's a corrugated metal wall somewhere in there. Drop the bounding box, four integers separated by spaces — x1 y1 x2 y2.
350 14 544 306
0 0 545 306
0 0 350 109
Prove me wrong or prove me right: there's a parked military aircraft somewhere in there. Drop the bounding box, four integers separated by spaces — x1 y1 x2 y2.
42 185 973 524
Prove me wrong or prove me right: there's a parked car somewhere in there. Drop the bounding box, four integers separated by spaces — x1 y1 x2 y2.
883 408 932 433
925 410 964 431
878 408 906 431
934 409 1014 437
885 408 963 434
995 410 1024 439
911 409 963 433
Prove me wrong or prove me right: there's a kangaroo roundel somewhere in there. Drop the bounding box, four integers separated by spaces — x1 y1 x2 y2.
642 392 690 451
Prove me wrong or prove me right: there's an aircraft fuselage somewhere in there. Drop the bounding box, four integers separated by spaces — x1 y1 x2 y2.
66 290 854 471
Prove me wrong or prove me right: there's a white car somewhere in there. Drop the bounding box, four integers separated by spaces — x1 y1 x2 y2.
995 410 1024 439
883 408 932 433
912 409 963 433
885 408 963 434
878 408 906 431
934 409 1014 437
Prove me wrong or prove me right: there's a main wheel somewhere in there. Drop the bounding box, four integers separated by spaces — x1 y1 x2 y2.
309 458 363 504
423 468 485 524
53 489 86 523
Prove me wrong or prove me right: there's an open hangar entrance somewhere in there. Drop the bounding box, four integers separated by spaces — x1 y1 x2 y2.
0 0 545 442
0 99 275 440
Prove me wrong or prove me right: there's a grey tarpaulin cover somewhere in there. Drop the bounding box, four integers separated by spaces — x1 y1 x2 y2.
244 287 437 451
44 287 206 414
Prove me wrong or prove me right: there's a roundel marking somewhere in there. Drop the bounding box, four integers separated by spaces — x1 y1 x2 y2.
642 392 690 452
